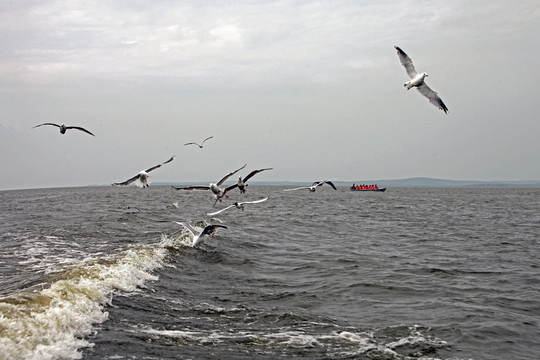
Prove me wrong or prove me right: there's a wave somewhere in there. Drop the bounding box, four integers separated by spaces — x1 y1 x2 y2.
0 233 186 360
133 323 453 359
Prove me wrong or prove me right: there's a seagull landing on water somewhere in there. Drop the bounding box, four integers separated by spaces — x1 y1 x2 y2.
284 180 337 192
32 123 95 136
184 136 213 148
113 156 175 188
207 197 269 216
172 164 246 206
394 46 448 114
236 168 273 193
175 222 227 247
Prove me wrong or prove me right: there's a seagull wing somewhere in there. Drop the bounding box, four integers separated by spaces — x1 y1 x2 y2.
113 174 140 186
201 136 213 144
65 126 95 136
284 186 311 191
32 123 60 129
207 205 236 216
224 184 238 194
172 185 210 191
395 46 418 79
242 168 273 182
144 156 175 173
324 181 337 190
201 224 227 237
312 181 325 187
416 83 448 114
174 222 200 237
184 142 200 147
216 164 247 186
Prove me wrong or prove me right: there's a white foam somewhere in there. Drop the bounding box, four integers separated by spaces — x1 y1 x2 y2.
0 235 172 360
136 324 459 359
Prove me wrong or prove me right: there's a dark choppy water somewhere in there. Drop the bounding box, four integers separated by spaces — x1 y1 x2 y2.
0 186 539 359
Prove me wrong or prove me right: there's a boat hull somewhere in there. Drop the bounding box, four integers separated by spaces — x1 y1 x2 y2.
350 188 386 192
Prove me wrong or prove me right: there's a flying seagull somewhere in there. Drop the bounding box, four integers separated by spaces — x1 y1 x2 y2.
236 168 273 193
394 46 448 114
172 164 246 206
184 136 213 148
32 123 95 136
175 222 227 247
284 180 337 192
207 197 269 216
113 156 175 188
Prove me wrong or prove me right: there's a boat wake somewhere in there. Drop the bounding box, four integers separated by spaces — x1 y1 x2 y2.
0 235 175 360
133 320 452 359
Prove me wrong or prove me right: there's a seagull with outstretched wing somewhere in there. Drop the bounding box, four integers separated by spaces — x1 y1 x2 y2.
173 164 247 206
175 222 227 246
395 46 448 114
236 168 273 193
184 136 213 148
113 156 175 188
284 180 337 192
207 197 269 216
33 123 95 136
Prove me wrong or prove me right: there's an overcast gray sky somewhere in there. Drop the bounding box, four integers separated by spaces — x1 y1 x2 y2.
1 0 539 190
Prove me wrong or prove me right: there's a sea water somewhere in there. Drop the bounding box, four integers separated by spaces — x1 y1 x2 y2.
0 186 538 359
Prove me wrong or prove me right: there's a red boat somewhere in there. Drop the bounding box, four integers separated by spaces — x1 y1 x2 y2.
350 185 386 192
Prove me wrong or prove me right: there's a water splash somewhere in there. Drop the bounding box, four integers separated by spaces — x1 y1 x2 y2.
0 235 174 360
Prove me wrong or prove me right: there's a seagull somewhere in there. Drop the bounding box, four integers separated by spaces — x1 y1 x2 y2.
172 164 246 206
184 136 213 148
394 46 448 114
175 222 227 247
32 123 95 136
113 156 175 188
284 180 337 192
236 168 273 193
207 197 269 216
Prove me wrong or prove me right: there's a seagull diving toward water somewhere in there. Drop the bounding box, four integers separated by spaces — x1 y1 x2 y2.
236 168 273 193
394 46 448 114
207 197 269 216
284 180 337 192
184 136 213 148
32 123 95 136
113 156 175 188
172 164 246 206
175 222 227 247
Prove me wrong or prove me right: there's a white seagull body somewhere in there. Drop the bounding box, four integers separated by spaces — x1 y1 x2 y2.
236 168 273 193
395 46 448 114
173 164 246 206
33 123 95 136
184 136 213 148
284 180 337 192
175 222 227 246
113 156 175 188
207 197 269 216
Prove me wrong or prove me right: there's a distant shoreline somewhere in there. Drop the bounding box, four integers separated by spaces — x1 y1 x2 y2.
154 177 540 188
3 177 540 192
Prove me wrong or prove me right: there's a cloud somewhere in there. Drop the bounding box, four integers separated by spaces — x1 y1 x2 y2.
1 0 540 189
1 1 456 84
